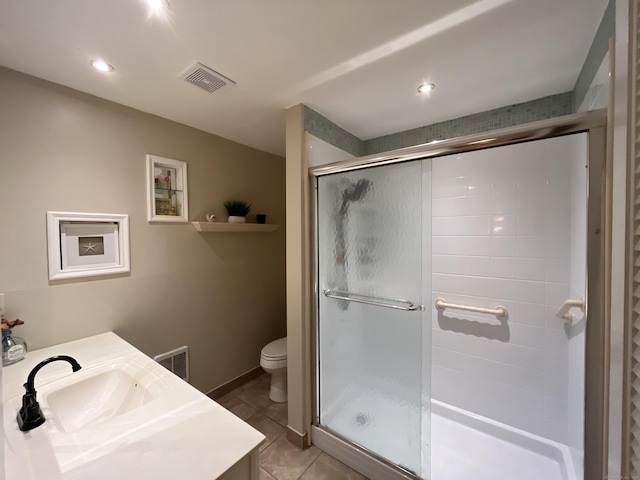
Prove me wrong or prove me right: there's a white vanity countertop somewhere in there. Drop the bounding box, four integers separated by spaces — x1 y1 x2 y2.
3 332 265 479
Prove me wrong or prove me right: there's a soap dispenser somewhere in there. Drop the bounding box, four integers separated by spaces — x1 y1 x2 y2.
0 294 27 366
2 327 27 366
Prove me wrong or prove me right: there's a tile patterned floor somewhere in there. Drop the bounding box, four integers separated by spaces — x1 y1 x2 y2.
218 372 368 480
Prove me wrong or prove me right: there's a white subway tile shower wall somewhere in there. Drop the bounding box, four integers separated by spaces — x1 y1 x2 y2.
306 132 356 168
577 51 610 113
430 134 587 444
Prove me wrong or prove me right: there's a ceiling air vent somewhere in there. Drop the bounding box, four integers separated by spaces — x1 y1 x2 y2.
179 62 235 93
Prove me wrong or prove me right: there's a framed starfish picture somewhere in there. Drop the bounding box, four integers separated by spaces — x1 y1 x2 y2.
46 212 130 281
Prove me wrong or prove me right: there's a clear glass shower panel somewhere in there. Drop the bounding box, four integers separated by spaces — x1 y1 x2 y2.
317 160 426 476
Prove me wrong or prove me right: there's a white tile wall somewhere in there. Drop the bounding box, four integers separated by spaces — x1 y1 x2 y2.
577 52 611 113
306 132 355 167
430 135 587 444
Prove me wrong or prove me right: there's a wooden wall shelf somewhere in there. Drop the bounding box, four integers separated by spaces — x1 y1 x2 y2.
191 222 279 233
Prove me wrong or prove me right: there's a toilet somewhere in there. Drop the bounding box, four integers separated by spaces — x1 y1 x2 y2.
260 337 287 402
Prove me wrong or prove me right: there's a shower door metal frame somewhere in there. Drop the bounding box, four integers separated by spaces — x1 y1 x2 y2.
308 109 609 480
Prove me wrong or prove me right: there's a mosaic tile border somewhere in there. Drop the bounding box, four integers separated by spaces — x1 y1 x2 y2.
304 93 574 157
303 106 364 157
363 92 574 155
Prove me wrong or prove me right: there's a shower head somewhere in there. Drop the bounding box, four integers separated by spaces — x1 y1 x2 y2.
334 178 372 311
340 179 371 215
342 179 371 203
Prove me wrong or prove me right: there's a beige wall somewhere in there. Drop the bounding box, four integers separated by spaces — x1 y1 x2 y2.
0 67 286 394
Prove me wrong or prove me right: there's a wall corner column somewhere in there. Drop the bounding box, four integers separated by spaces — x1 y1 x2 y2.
285 104 312 447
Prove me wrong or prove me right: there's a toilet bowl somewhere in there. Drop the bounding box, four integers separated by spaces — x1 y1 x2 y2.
260 337 287 402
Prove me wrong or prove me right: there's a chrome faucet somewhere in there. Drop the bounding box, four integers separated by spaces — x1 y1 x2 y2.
17 355 82 431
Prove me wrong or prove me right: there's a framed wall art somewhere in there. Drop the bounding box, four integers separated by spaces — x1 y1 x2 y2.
146 154 189 223
46 212 130 280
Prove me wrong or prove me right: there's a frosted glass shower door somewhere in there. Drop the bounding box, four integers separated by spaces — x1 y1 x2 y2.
317 160 426 476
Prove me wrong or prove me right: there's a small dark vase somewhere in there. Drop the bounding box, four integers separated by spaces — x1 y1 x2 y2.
256 214 267 224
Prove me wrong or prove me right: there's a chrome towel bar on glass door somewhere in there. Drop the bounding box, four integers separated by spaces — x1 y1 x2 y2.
434 297 508 318
322 289 423 311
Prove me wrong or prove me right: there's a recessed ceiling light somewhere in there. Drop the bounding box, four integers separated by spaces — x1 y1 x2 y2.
417 82 435 95
145 0 169 12
90 59 114 73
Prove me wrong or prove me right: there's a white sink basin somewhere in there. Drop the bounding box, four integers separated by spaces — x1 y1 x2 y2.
4 333 265 480
4 355 173 474
44 360 165 433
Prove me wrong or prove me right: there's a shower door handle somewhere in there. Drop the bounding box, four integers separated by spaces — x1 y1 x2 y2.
322 289 424 311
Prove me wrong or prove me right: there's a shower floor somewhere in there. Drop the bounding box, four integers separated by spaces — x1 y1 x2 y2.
321 387 576 480
430 400 574 480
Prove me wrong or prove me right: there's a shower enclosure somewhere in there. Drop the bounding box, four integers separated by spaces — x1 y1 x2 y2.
311 112 606 480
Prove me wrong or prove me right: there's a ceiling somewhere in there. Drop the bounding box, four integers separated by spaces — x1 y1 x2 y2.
0 0 608 157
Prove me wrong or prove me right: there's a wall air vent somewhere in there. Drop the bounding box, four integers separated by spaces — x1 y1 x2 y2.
179 62 235 93
154 346 189 382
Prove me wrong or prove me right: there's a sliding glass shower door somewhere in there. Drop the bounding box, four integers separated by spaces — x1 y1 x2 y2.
316 160 428 476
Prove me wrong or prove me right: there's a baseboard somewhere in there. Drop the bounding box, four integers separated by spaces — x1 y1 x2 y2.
286 426 308 450
207 366 264 400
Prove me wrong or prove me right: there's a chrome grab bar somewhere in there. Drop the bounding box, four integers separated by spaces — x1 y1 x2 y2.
322 289 422 311
434 297 508 318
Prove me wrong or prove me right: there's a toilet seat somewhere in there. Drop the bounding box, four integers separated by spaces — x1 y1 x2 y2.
260 337 287 371
261 337 287 360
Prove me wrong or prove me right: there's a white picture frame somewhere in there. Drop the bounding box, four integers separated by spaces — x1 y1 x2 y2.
46 212 130 281
146 154 189 223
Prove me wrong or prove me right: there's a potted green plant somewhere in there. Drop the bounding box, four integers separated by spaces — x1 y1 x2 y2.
224 200 252 223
